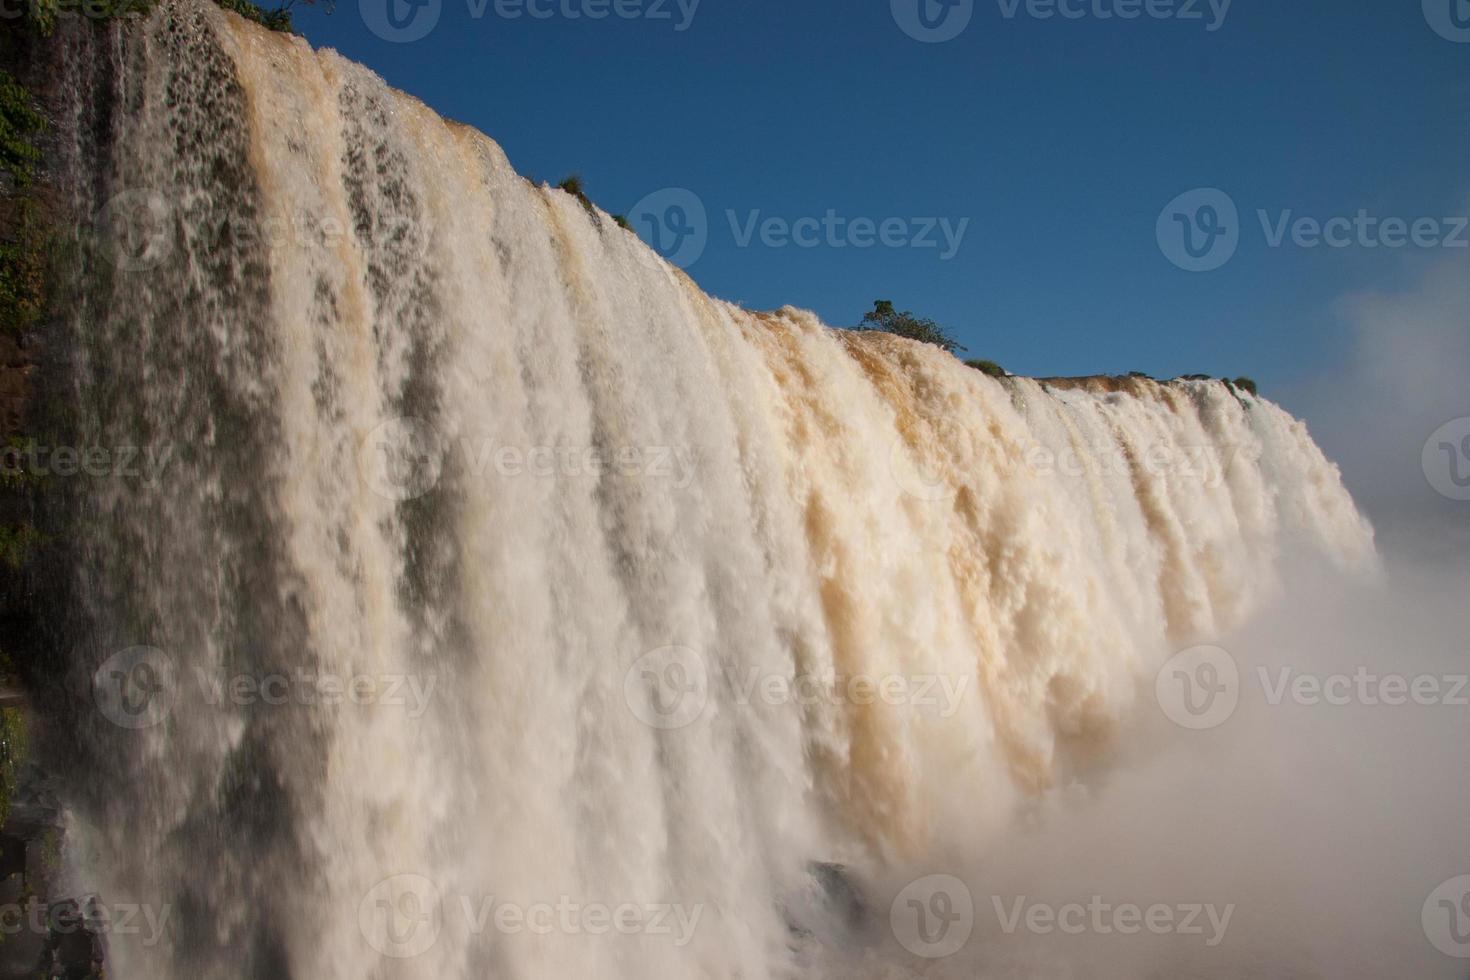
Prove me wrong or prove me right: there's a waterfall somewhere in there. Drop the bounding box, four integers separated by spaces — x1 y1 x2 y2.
32 2 1374 977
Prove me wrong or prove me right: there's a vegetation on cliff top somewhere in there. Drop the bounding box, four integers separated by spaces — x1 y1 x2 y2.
858 300 967 355
966 359 1006 378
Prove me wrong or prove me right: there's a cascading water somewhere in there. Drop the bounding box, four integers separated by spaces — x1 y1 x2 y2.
29 2 1375 977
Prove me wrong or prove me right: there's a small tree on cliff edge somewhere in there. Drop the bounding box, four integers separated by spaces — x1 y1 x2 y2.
858 300 966 354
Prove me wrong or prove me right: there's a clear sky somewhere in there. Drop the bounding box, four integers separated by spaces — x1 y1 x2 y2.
289 0 1470 391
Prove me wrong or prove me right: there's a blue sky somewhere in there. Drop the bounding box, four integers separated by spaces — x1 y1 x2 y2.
290 0 1470 391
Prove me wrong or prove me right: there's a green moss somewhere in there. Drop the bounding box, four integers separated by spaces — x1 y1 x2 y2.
0 706 26 829
0 71 44 188
15 0 155 33
0 73 48 340
0 525 40 570
0 197 49 337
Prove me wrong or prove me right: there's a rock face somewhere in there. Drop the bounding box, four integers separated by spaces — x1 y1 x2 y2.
0 332 33 440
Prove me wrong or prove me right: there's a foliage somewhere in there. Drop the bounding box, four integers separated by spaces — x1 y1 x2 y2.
0 72 44 188
1232 376 1258 396
555 174 596 215
858 300 966 354
1127 371 1153 380
0 706 24 829
612 214 630 230
0 197 49 337
0 524 40 569
0 73 48 338
965 359 1006 378
214 0 298 30
15 0 156 33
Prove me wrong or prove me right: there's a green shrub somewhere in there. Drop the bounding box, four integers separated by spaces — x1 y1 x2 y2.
1127 371 1153 380
858 300 966 354
1232 376 1258 396
965 359 1006 378
555 175 596 215
212 0 298 31
612 214 631 230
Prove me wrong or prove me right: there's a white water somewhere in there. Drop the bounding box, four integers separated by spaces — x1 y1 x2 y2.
47 3 1376 977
